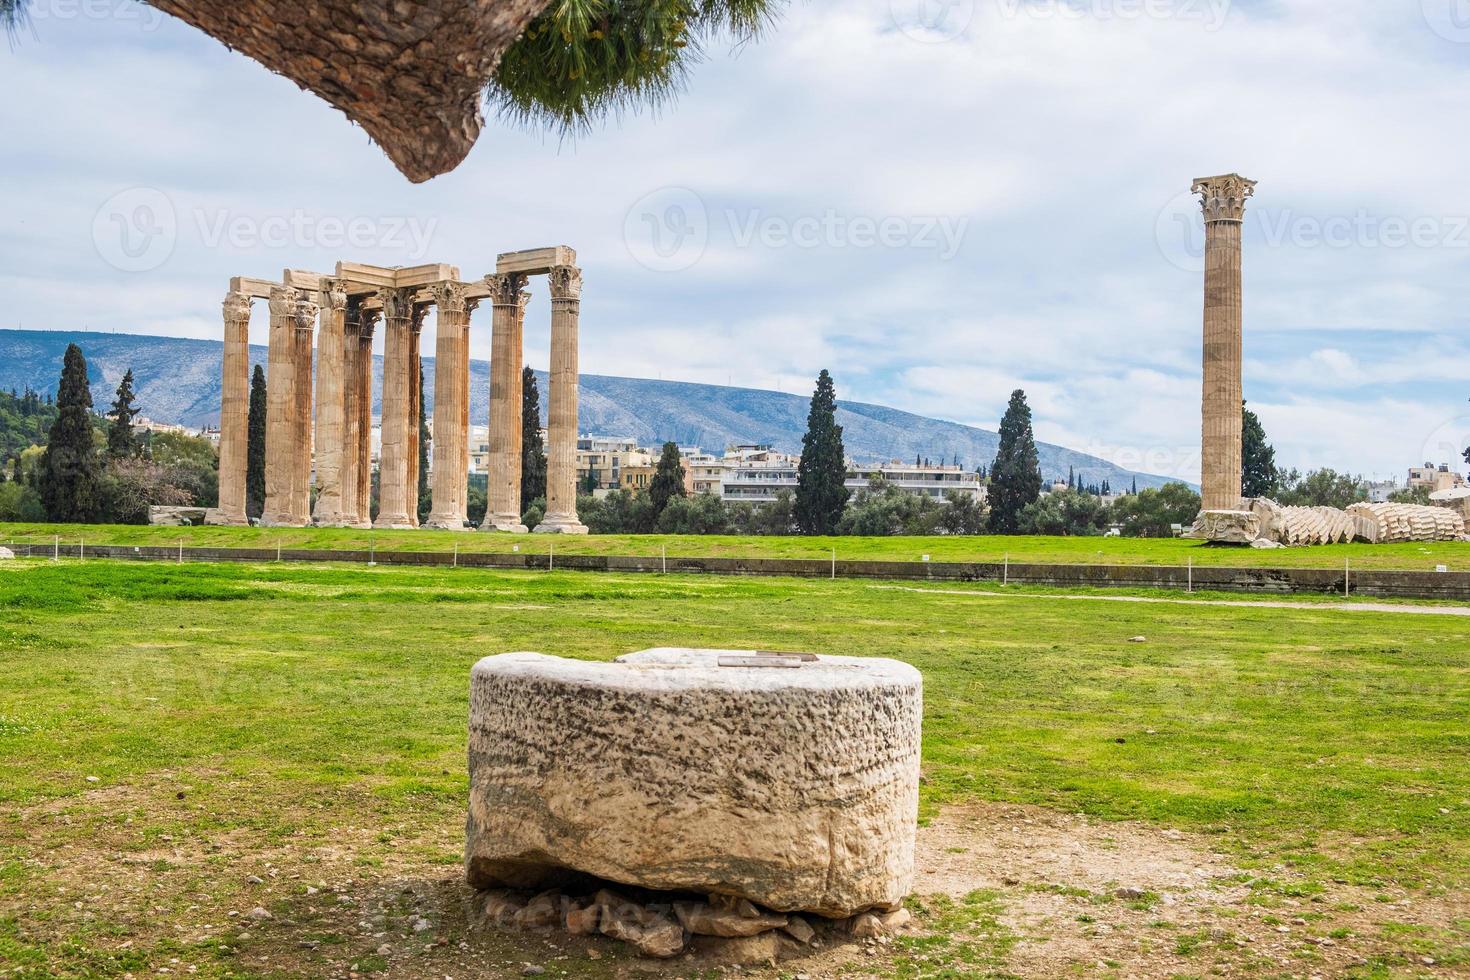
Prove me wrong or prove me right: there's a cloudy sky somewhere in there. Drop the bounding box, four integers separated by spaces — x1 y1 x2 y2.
2 0 1469 482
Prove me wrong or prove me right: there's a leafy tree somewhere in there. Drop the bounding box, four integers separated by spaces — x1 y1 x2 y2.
106 369 140 459
938 491 987 535
1241 400 1277 499
1276 468 1367 509
150 431 220 507
837 477 943 536
1019 488 1110 536
795 369 848 534
246 365 267 520
521 495 546 531
0 480 42 521
39 343 100 523
1112 482 1200 538
656 492 730 534
581 488 655 534
987 389 1043 534
521 366 548 506
1388 485 1433 505
649 442 687 517
98 459 194 524
727 489 797 536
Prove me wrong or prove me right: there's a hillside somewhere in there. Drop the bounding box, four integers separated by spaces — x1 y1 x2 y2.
0 330 1179 489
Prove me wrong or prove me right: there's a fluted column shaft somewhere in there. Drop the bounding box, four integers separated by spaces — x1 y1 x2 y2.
356 311 378 527
537 265 588 533
339 303 362 527
481 273 528 532
427 283 472 529
406 307 425 523
212 291 252 525
312 281 348 525
375 289 415 528
262 286 299 526
1193 173 1255 513
291 296 316 525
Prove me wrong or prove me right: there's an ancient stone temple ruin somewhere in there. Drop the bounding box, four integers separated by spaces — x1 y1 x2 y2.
206 248 586 533
1183 178 1466 546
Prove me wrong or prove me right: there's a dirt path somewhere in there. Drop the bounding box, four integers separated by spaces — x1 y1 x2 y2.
875 583 1470 616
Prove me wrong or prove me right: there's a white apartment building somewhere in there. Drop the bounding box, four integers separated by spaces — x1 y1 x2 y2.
715 444 984 504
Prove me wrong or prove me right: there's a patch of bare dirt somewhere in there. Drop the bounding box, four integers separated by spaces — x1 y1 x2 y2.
5 781 1465 978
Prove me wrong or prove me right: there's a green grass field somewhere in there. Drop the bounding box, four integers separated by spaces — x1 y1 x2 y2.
1 558 1467 977
4 520 1470 571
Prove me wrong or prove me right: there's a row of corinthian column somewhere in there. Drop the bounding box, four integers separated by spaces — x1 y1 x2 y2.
209 266 586 534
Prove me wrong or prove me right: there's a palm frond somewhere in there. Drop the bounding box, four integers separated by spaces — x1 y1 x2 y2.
488 0 783 133
1 0 29 38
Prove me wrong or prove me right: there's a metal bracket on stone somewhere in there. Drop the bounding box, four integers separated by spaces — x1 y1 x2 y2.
150 0 556 182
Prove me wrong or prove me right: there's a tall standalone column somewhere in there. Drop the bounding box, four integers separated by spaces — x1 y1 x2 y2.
537 265 588 534
1192 173 1256 513
375 287 416 528
290 292 317 525
262 286 299 527
406 304 426 523
210 290 253 525
481 272 528 532
355 309 379 527
312 280 349 525
426 282 472 529
339 298 362 528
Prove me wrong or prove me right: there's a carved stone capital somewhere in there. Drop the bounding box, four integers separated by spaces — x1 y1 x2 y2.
548 265 582 302
322 278 348 312
431 280 469 317
485 272 527 307
378 286 413 322
293 296 319 332
359 307 381 342
411 302 431 332
223 290 253 323
268 285 296 319
1192 173 1256 224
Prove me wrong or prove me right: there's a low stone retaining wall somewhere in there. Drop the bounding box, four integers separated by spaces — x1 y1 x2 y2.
10 541 1470 600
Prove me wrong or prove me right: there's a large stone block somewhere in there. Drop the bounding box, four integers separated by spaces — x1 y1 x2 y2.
465 648 923 918
1186 509 1260 544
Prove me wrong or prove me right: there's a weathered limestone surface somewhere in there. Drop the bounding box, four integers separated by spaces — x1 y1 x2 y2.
1185 509 1259 544
0 547 13 560
466 648 922 918
149 506 210 526
312 281 349 525
375 288 416 529
1193 173 1255 513
261 286 299 527
536 265 588 533
209 291 253 526
426 283 474 529
1347 502 1465 543
354 310 378 528
1430 487 1470 523
481 273 528 533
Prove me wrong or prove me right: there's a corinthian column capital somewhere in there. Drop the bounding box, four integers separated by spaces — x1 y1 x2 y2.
484 271 527 306
378 286 413 321
431 280 468 316
293 296 319 331
268 284 295 318
548 265 582 302
322 278 348 312
358 307 381 342
223 290 252 322
1191 173 1256 223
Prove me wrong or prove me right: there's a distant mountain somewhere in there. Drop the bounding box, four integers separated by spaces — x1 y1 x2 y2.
0 329 1180 490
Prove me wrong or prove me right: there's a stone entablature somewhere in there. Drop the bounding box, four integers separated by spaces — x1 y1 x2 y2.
206 251 586 532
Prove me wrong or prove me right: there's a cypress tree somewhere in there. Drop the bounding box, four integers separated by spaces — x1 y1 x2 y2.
106 369 140 459
417 364 431 522
246 364 268 520
648 441 686 517
986 389 1042 534
1241 400 1279 499
521 366 548 505
39 343 100 523
795 369 848 534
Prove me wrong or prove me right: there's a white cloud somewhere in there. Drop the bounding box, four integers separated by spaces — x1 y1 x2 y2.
2 0 1468 481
